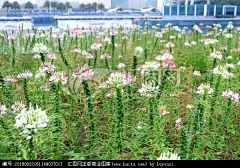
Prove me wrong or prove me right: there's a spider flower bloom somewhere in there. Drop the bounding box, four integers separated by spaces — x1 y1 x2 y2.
220 45 228 50
162 60 176 69
8 35 17 41
4 75 18 83
11 101 26 113
165 42 175 48
106 91 117 98
14 104 49 134
120 30 127 34
122 36 128 40
196 83 214 95
17 70 33 79
39 62 56 73
70 49 81 54
158 105 169 116
86 53 93 59
32 43 48 53
175 118 182 130
142 61 161 70
138 83 159 97
91 43 101 50
100 54 112 60
72 66 94 80
155 52 173 61
213 66 234 79
222 89 239 103
157 151 181 160
106 71 136 86
210 50 222 60
193 70 201 76
47 52 57 59
49 72 68 85
0 102 7 115
134 18 140 22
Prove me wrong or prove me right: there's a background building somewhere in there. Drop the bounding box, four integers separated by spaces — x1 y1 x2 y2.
129 0 145 9
145 0 158 8
111 0 129 9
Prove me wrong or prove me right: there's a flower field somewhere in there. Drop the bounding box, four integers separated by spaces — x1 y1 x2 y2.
0 20 240 160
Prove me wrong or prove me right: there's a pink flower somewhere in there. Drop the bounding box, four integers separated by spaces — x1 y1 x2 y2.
72 66 94 79
49 72 68 85
107 91 116 98
54 43 59 47
122 36 128 40
183 26 188 29
100 54 112 60
199 23 203 26
134 18 140 22
162 60 176 69
188 30 192 34
120 30 127 34
161 49 169 54
0 102 7 115
158 105 169 116
220 45 228 50
175 118 182 130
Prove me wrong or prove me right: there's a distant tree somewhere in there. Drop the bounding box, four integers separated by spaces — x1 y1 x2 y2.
57 3 66 13
98 3 105 10
43 1 50 13
2 1 12 13
11 1 20 13
51 1 58 12
24 1 34 12
211 0 240 5
79 3 86 12
65 2 72 10
85 3 92 13
92 2 97 12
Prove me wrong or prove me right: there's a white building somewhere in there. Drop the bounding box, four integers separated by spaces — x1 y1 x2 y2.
129 0 145 9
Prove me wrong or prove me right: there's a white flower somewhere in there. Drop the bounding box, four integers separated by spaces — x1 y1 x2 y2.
32 43 48 53
135 46 143 56
17 70 33 79
179 66 186 70
142 61 161 70
91 43 101 50
139 83 159 97
193 70 201 76
191 41 196 45
23 130 30 134
118 63 125 69
196 83 214 95
210 50 222 60
186 105 193 109
227 56 232 60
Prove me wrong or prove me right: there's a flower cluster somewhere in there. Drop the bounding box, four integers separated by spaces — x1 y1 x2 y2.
210 50 222 60
32 43 48 53
72 66 94 80
14 104 49 140
139 83 159 97
213 66 234 79
17 70 33 79
196 83 214 95
91 43 101 50
100 54 112 60
0 102 7 115
47 52 57 59
11 101 26 113
162 60 176 69
175 118 182 130
106 71 136 87
39 62 56 73
193 70 201 76
49 72 68 85
4 75 18 84
142 61 161 70
155 52 173 61
222 89 239 103
158 105 169 117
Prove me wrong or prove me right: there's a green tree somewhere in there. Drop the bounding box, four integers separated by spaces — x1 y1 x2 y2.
98 3 105 11
85 3 92 13
79 3 86 12
65 2 72 10
51 1 58 12
92 2 97 12
57 3 66 13
43 1 50 13
11 1 20 13
2 1 12 13
24 1 34 12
